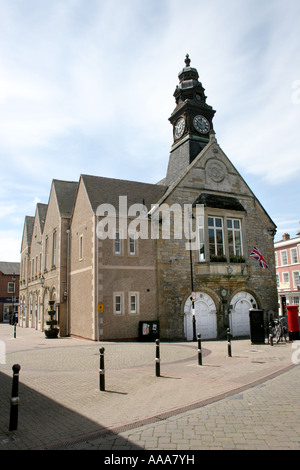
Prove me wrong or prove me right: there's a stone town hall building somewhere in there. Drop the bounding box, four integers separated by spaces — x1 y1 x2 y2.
19 56 278 341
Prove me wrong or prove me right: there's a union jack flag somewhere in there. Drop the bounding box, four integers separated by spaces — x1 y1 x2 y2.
250 246 269 269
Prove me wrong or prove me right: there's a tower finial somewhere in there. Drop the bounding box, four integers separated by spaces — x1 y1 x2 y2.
185 54 191 67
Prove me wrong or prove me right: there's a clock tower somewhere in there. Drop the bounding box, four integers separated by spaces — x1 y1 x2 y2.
165 55 216 185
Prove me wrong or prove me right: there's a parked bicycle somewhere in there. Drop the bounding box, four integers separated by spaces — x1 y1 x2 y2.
269 317 289 344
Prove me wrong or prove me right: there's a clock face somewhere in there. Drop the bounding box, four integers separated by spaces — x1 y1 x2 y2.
174 117 185 139
193 115 210 134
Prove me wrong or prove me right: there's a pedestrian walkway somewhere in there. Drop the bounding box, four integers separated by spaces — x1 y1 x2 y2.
0 324 299 450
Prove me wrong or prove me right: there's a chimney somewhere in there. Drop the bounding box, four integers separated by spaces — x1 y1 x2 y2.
282 233 290 241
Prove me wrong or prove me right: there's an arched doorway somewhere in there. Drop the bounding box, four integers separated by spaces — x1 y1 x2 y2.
184 292 217 340
230 291 257 337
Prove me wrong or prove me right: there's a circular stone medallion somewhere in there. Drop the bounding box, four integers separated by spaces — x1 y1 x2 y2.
206 160 226 183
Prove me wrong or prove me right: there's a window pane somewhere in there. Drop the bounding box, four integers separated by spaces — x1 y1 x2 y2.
115 233 121 254
216 229 223 244
216 244 223 256
115 295 121 314
129 234 135 254
208 229 215 244
130 295 136 313
208 217 214 227
227 219 232 228
234 220 240 229
215 218 222 227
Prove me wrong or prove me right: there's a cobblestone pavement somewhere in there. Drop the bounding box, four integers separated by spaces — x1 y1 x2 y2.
0 324 299 451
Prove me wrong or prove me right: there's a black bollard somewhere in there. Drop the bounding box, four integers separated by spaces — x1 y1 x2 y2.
155 339 160 377
9 364 21 431
99 347 105 391
197 333 202 365
227 328 232 357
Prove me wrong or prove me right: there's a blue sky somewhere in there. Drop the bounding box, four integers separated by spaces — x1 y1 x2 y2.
0 0 300 261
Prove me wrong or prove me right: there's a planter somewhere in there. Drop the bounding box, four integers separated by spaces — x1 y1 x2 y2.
45 328 59 339
44 300 59 339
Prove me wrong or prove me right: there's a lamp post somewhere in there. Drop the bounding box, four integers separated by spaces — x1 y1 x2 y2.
188 209 196 341
12 273 17 338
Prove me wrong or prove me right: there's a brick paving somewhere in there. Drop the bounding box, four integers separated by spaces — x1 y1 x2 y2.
0 323 299 450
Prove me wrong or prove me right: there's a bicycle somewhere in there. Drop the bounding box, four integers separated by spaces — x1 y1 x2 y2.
269 317 289 344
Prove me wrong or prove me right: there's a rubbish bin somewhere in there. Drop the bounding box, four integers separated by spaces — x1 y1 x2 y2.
249 309 265 344
138 321 160 342
286 305 300 341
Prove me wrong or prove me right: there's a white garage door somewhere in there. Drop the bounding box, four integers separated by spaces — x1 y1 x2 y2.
184 293 217 340
230 292 256 337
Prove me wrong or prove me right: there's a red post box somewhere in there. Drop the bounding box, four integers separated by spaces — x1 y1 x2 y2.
286 305 300 341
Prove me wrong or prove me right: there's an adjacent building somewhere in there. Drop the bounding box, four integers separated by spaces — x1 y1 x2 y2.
274 233 300 315
18 56 278 341
19 180 78 334
0 262 20 323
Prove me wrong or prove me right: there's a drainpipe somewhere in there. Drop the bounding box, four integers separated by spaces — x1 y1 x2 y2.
66 229 70 336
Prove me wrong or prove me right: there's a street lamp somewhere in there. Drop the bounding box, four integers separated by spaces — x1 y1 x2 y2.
188 209 197 341
12 273 16 338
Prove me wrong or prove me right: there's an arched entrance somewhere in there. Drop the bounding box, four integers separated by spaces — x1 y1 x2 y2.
230 291 257 337
184 292 217 340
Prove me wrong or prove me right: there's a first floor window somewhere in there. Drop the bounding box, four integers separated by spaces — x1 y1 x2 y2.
129 293 139 314
283 272 290 284
45 237 49 270
281 250 288 266
227 218 243 257
198 216 205 261
115 232 121 254
291 248 298 264
129 233 136 255
8 282 15 293
293 271 300 288
52 231 57 266
208 217 224 257
79 235 83 260
114 294 123 315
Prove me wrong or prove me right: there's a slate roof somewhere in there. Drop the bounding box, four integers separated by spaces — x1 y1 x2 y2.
36 203 48 232
53 180 79 218
81 174 168 214
0 261 20 275
24 216 35 246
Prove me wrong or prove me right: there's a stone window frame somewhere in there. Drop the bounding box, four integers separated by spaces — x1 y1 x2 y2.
196 208 246 263
114 292 124 315
52 230 57 268
128 232 137 256
79 234 83 261
128 292 139 315
114 231 122 255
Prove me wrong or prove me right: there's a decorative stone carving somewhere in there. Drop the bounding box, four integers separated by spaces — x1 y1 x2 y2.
206 160 227 183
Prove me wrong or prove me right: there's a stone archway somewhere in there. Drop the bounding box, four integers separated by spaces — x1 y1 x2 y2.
184 292 217 340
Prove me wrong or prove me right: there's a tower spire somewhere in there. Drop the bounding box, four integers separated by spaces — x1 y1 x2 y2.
165 56 216 185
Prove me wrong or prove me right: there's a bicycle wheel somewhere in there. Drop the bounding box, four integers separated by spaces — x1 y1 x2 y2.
274 326 282 343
